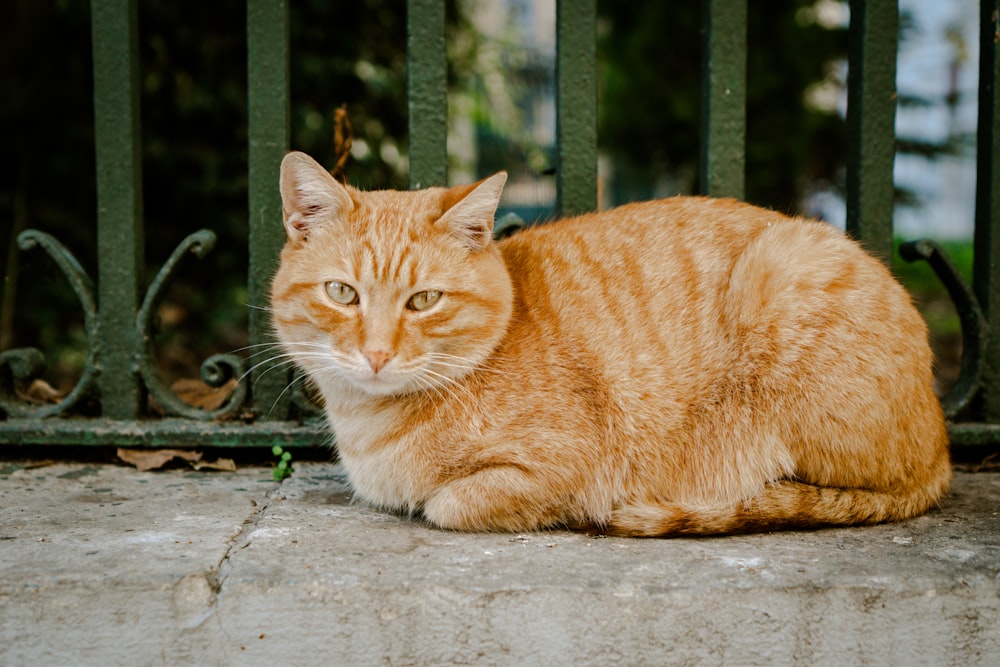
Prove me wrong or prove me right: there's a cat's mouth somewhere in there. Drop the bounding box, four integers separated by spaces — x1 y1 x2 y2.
294 346 470 399
346 361 424 397
282 346 416 398
351 355 471 399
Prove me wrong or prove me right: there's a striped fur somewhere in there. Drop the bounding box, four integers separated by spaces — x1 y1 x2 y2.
270 151 951 536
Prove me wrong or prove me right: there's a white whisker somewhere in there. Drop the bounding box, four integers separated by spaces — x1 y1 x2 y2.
243 302 277 313
420 368 476 403
230 341 331 354
412 373 458 404
264 372 311 418
238 354 303 384
422 351 510 377
237 349 340 387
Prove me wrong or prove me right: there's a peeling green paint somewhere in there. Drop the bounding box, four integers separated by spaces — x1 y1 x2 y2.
845 0 897 265
555 0 597 216
700 0 746 199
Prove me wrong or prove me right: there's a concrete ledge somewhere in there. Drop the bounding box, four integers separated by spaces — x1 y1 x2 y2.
1 462 997 666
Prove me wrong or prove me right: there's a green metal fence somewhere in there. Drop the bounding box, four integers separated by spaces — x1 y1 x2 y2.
1 0 998 450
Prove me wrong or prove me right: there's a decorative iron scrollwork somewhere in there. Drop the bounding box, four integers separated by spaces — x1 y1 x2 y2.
0 230 99 418
136 230 248 420
493 212 527 240
1 228 250 421
899 239 987 419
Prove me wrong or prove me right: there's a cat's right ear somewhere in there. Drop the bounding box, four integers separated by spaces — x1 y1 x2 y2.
279 151 353 243
438 171 508 252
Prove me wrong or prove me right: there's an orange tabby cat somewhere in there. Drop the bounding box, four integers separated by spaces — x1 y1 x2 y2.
270 151 951 536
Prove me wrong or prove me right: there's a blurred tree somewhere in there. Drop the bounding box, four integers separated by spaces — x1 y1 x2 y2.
0 0 96 379
0 0 463 387
597 0 849 213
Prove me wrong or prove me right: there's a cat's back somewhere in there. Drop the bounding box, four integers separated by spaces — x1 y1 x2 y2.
499 195 903 317
498 196 811 340
494 195 924 394
499 196 768 284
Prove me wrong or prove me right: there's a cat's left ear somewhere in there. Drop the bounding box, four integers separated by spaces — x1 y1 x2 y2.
279 151 353 243
438 171 507 252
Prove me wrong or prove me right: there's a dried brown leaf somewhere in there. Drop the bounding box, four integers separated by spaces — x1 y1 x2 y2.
171 378 238 411
331 104 353 184
117 448 202 472
18 379 64 404
191 458 237 472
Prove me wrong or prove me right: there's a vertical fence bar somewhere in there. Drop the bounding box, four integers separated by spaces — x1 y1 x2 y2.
973 0 1000 421
845 0 898 265
407 0 448 189
700 0 747 200
91 0 144 419
247 0 291 419
556 0 598 215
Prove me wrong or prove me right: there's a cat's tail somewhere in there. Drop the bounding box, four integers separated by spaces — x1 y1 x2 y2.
603 469 951 537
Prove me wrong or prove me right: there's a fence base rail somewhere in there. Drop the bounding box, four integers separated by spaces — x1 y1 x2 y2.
0 418 327 450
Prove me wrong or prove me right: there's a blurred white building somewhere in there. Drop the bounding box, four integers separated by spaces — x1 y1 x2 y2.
455 0 981 239
893 0 979 240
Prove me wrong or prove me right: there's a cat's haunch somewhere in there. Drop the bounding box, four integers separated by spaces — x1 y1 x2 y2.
270 150 950 536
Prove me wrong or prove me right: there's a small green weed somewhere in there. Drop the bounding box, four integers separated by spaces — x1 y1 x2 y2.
271 445 294 482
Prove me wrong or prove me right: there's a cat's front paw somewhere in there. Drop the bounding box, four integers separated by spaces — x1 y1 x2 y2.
422 486 477 531
422 475 552 532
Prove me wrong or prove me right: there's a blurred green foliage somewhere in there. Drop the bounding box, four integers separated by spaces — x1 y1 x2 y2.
598 0 848 212
894 238 973 336
894 238 972 391
0 0 456 387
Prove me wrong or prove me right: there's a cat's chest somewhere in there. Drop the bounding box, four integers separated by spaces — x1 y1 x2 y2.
330 409 440 511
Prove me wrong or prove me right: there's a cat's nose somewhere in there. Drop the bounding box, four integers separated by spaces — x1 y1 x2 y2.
364 349 392 374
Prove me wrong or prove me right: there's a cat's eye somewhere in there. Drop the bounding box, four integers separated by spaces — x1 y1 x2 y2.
408 290 442 311
325 281 359 306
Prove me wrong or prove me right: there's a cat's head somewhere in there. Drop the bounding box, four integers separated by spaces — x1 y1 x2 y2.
270 151 513 399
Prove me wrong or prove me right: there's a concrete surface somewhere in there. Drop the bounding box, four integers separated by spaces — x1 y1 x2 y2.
1 461 998 667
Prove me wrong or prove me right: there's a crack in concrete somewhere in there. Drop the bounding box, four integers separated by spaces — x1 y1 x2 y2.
170 480 286 652
210 482 284 596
